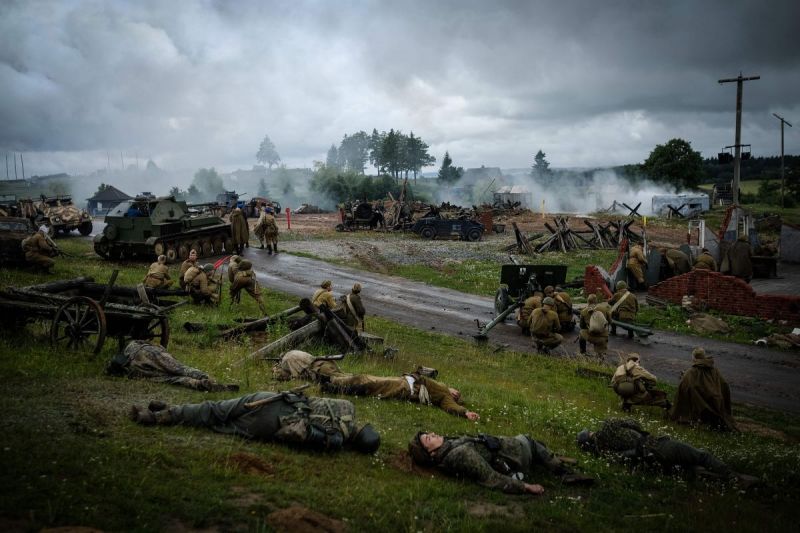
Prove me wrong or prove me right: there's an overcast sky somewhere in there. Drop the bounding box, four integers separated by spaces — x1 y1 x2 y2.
1 0 799 177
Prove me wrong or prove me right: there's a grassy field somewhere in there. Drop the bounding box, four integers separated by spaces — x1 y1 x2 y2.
1 239 799 532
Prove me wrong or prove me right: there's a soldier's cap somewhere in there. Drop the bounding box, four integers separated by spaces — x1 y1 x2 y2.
352 283 362 293
587 294 597 304
576 429 593 451
238 259 252 270
352 424 380 454
616 280 627 290
627 353 640 362
542 297 555 307
692 347 707 359
189 249 198 256
157 254 167 263
202 263 214 273
544 285 554 294
321 280 332 289
408 432 435 466
231 254 241 262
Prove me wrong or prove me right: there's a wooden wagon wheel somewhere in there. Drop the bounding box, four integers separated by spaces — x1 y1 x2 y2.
139 316 170 348
50 296 107 354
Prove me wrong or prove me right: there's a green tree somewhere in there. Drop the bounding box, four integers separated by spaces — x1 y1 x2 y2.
405 131 436 182
95 183 113 195
530 150 551 181
256 135 281 169
642 138 706 189
168 186 185 200
338 131 370 174
437 152 463 184
369 129 384 174
326 145 340 169
191 168 224 199
257 177 269 198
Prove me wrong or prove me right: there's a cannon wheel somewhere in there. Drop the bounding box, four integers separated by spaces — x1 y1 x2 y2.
133 316 170 348
466 227 482 242
420 226 435 239
494 287 511 315
50 296 107 354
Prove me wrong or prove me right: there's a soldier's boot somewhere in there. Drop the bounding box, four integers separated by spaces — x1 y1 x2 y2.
627 329 634 340
260 242 264 249
207 382 240 392
621 402 632 413
273 243 278 253
578 338 587 355
535 342 550 355
267 244 273 255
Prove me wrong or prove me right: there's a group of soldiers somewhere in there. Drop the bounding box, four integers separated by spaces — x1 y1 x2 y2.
229 205 280 255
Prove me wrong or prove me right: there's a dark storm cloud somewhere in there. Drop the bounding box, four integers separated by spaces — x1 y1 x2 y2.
0 0 798 177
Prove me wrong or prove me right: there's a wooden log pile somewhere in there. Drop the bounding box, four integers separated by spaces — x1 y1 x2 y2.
508 217 643 255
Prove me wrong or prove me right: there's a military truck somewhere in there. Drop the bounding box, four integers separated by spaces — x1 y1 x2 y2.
36 195 93 236
93 196 233 262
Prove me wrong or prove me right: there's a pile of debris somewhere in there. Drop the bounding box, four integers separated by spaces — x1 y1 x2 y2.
482 199 529 218
294 204 326 214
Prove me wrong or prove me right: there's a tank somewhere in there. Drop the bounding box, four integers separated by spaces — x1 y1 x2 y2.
93 196 233 262
36 196 93 236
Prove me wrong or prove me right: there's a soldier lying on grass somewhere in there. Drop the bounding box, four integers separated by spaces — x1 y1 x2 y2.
129 389 380 454
273 350 479 420
408 431 594 495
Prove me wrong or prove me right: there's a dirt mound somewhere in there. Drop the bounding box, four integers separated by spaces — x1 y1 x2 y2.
387 451 415 473
736 418 793 442
229 452 275 476
267 505 346 533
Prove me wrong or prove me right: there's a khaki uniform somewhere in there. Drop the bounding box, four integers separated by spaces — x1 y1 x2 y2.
579 302 611 357
327 373 469 418
230 208 249 252
611 360 669 409
529 307 562 349
230 267 266 314
609 289 637 322
185 267 220 305
553 291 574 331
228 256 242 284
272 350 344 383
255 213 279 248
626 244 647 284
693 251 717 271
341 291 366 331
727 237 753 282
312 288 338 310
516 295 542 331
179 259 196 290
143 262 173 289
21 232 56 269
665 249 691 276
670 357 736 431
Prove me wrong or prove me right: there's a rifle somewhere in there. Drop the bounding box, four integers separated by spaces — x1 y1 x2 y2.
43 232 75 258
244 383 311 409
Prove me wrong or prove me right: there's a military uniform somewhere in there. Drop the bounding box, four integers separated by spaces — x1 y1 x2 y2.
179 258 196 290
143 261 172 289
516 295 542 333
626 244 647 288
255 212 279 253
727 236 752 282
185 266 220 305
611 357 669 410
107 340 236 391
21 232 56 270
272 350 345 383
133 392 379 453
230 260 267 314
414 434 585 494
608 287 637 338
552 291 574 332
583 418 734 477
693 250 718 271
325 373 470 418
341 287 366 331
312 287 338 311
230 208 249 254
529 307 562 350
664 248 691 277
670 350 737 431
228 255 242 284
579 301 611 358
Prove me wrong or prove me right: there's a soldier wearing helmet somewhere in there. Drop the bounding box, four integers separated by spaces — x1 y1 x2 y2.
143 254 173 289
610 353 670 412
608 280 638 338
528 297 563 354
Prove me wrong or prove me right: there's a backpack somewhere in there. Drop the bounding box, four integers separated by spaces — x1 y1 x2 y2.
588 309 608 335
531 310 551 336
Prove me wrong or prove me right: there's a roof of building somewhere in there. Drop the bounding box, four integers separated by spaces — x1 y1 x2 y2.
87 185 133 202
495 185 531 194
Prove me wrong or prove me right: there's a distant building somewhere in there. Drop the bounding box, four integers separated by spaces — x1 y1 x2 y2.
86 185 132 215
651 193 710 217
462 166 503 186
494 185 533 208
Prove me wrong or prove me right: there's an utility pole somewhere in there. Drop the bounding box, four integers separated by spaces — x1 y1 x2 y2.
5 153 8 179
20 153 25 179
120 152 124 170
718 73 760 205
773 113 793 208
14 153 18 179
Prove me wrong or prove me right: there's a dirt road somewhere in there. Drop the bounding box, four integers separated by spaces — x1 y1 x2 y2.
249 250 800 415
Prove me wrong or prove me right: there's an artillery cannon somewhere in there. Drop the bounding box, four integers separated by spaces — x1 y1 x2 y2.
474 260 567 340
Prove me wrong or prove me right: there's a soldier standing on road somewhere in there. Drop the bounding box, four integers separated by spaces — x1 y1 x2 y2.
129 391 380 454
611 354 670 412
179 249 198 290
143 255 173 289
258 206 280 255
608 281 637 339
408 431 593 495
579 294 611 359
626 243 648 290
229 259 267 315
670 347 737 431
230 207 249 254
312 280 338 311
529 297 562 354
693 248 718 271
21 225 57 271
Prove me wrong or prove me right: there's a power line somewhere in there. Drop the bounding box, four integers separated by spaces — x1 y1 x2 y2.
718 73 760 205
